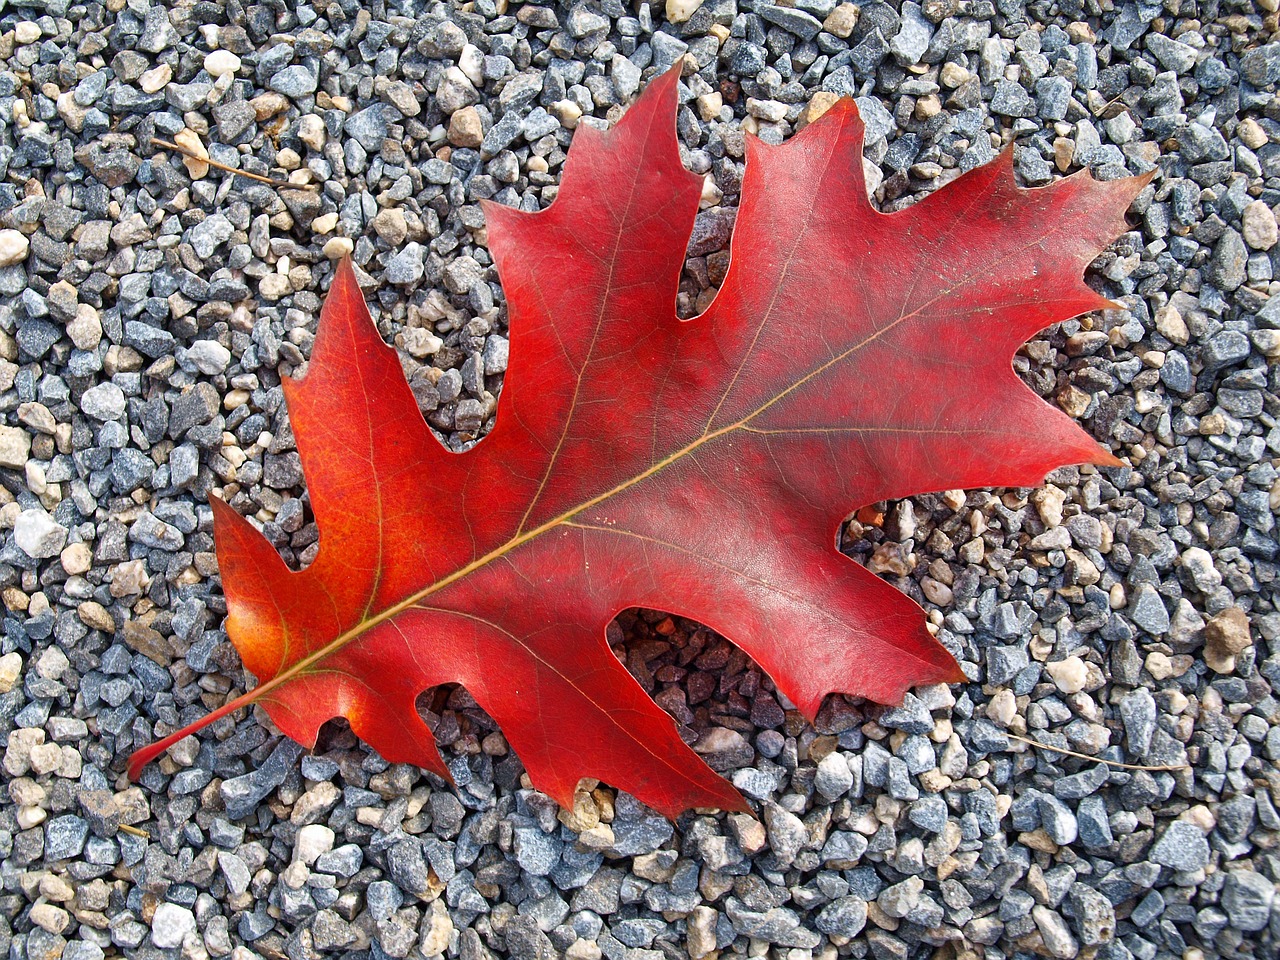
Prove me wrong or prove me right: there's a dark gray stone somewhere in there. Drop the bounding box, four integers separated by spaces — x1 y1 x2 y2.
760 5 823 40
513 825 561 876
816 896 868 937
345 105 389 150
991 79 1036 117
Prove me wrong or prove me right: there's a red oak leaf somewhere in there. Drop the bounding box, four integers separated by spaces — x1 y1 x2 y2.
130 68 1149 817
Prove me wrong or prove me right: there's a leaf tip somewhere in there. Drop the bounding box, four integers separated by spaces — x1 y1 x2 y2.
333 250 356 279
1089 448 1126 469
942 658 969 686
207 489 235 520
208 488 266 551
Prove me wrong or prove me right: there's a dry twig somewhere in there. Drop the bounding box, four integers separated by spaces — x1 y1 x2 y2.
1006 731 1191 772
150 137 319 191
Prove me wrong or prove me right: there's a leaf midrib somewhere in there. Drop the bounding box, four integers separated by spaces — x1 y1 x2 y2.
252 277 948 699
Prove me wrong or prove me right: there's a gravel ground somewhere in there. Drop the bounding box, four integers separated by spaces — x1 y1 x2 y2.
0 1 1278 959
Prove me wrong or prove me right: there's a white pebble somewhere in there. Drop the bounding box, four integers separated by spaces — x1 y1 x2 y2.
1032 486 1066 527
28 741 63 776
139 64 172 94
402 328 443 358
294 824 335 864
311 212 339 234
0 230 29 267
35 646 68 680
150 903 197 950
0 653 21 693
297 114 326 151
259 273 292 299
203 50 242 79
458 43 484 87
1145 651 1175 680
67 303 103 351
987 689 1017 726
1046 656 1088 694
551 100 583 129
186 339 232 375
13 509 68 559
16 805 46 829
666 0 704 23
323 237 354 259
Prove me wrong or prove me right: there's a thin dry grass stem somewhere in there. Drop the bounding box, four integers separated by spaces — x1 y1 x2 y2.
118 823 151 839
150 137 320 191
1005 731 1191 772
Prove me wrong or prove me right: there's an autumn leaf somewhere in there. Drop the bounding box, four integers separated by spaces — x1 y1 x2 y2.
130 67 1149 817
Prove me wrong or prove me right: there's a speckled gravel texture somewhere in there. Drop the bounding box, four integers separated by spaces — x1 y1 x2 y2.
0 1 1278 959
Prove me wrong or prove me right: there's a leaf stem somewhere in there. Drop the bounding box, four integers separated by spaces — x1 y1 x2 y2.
126 682 272 779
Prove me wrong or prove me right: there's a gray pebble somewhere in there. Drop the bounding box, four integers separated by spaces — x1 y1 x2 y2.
1150 821 1210 871
44 815 90 860
1221 870 1276 932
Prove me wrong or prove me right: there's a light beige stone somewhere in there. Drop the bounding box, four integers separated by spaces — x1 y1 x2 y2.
174 128 209 179
60 542 92 575
448 106 483 148
67 303 102 351
258 274 292 300
1032 486 1066 527
78 601 116 633
0 425 30 469
28 741 63 776
29 904 69 935
987 689 1017 726
1239 117 1269 149
1242 199 1278 251
940 62 971 87
39 874 75 903
688 906 718 959
550 99 583 129
139 64 172 94
695 91 723 121
311 212 339 234
1155 304 1188 344
805 91 841 124
420 900 453 957
1145 651 1175 680
823 2 859 38
372 208 408 245
297 114 326 151
0 653 21 694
